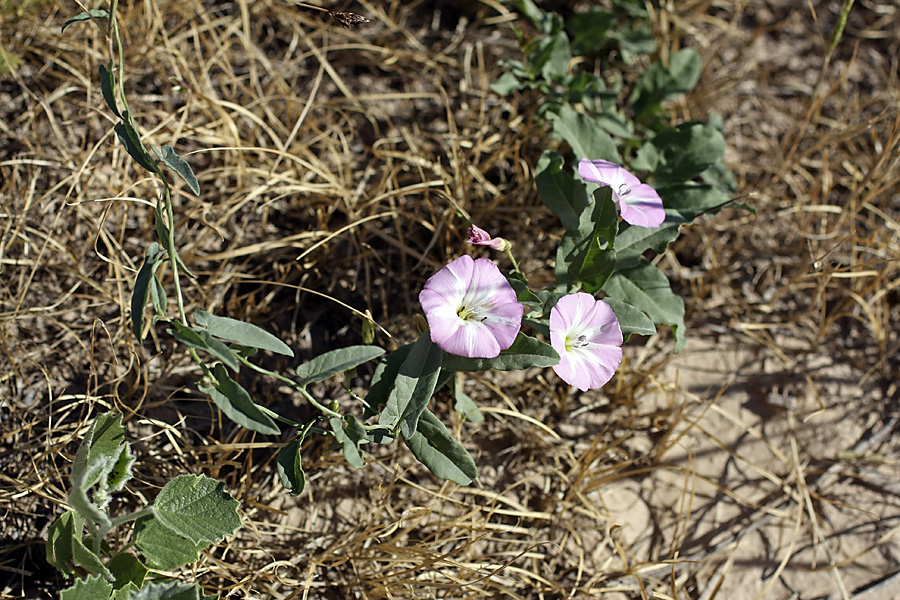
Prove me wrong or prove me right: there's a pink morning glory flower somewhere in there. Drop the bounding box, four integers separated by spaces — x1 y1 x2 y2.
578 158 665 228
466 224 511 252
419 256 523 358
549 292 623 391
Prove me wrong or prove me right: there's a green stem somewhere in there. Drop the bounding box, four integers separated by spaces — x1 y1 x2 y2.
110 506 154 528
161 186 188 324
504 248 522 276
237 355 343 420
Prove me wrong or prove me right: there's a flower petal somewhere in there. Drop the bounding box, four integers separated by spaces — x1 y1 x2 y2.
549 293 623 391
419 256 523 358
578 158 624 187
618 183 665 228
555 344 622 391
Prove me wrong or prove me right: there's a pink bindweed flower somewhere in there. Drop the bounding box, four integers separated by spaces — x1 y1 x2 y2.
549 292 623 391
419 256 523 358
466 224 511 252
578 158 665 228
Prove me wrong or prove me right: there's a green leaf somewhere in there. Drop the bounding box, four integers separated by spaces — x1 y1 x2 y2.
378 333 442 439
168 321 240 372
295 345 385 386
555 187 619 293
614 217 685 270
72 413 128 484
364 344 413 418
60 574 113 600
199 364 280 435
631 48 701 118
108 552 148 590
609 21 656 61
549 104 621 163
61 9 110 32
329 416 366 468
520 12 569 81
603 297 656 337
119 581 203 600
631 141 660 172
115 583 141 600
46 511 79 577
152 474 241 545
277 438 305 496
132 243 166 338
193 310 293 357
451 379 483 423
107 442 135 494
133 515 206 571
566 7 614 55
650 121 727 184
154 145 200 196
507 0 544 29
490 71 523 96
99 61 121 118
441 333 559 372
403 409 477 485
602 260 686 352
69 413 133 522
48 511 111 579
540 26 570 81
115 112 159 175
535 150 590 231
69 457 115 529
150 269 167 316
658 183 733 222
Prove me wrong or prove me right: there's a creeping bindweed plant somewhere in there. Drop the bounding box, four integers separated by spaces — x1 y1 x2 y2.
56 0 744 568
46 413 242 600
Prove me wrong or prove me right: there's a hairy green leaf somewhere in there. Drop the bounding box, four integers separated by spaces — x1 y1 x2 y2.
60 574 113 600
364 343 413 418
614 216 684 270
555 187 619 293
133 515 206 571
119 581 203 600
277 438 305 496
108 552 148 590
153 474 241 545
330 416 366 468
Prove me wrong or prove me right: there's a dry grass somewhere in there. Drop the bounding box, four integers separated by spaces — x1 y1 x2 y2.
1 0 899 598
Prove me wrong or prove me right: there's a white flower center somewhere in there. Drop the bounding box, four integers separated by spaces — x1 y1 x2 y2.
565 333 590 352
